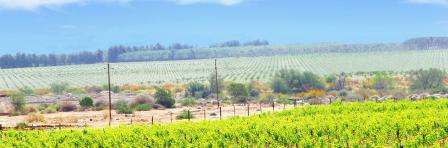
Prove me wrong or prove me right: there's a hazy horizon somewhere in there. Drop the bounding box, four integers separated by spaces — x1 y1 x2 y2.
0 0 447 54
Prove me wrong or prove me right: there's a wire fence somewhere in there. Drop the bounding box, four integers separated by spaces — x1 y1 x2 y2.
0 103 299 130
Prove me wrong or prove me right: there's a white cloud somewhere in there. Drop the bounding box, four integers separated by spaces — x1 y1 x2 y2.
173 0 243 6
0 0 130 10
408 0 448 6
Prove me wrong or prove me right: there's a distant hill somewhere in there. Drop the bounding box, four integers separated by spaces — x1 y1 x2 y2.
402 37 448 50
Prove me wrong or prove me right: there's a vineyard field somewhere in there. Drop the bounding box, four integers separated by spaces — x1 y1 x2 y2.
1 99 448 147
0 49 447 90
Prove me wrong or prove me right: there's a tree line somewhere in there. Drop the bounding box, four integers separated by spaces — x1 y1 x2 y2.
0 40 269 68
2 37 448 69
0 50 104 69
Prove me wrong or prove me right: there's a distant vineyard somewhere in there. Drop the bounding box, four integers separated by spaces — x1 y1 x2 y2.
2 99 448 147
0 49 447 90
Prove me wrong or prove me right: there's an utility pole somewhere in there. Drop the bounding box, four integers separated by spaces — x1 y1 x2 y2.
107 63 112 126
215 58 220 108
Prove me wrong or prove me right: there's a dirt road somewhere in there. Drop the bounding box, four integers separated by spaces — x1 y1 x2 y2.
0 104 299 128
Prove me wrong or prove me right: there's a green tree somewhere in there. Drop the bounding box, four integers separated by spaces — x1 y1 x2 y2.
18 86 34 96
186 82 209 98
270 77 289 94
271 69 324 94
325 75 337 90
248 81 261 97
10 93 26 113
227 82 249 103
371 72 394 91
209 72 224 96
155 88 175 108
50 82 69 95
79 96 94 108
410 68 446 92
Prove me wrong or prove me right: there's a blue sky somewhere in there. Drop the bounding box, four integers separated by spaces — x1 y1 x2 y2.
0 0 447 54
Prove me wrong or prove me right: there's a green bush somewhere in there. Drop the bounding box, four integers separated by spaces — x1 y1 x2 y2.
176 110 194 120
79 97 94 108
155 88 175 108
102 84 121 93
16 122 28 129
38 104 60 114
50 82 69 95
181 97 197 106
10 93 26 113
115 100 134 114
18 87 34 96
134 104 152 111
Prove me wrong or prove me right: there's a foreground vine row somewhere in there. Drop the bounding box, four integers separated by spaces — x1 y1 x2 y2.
1 99 448 147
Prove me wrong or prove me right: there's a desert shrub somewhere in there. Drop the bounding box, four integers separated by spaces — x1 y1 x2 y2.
42 106 58 114
102 84 121 93
60 102 77 112
94 99 108 110
79 96 94 108
22 106 38 114
134 104 152 111
155 88 175 108
67 87 87 95
38 104 59 114
34 88 50 95
152 104 165 110
130 95 154 108
0 103 13 114
10 93 26 113
25 113 46 123
181 97 197 106
114 100 134 114
85 86 103 93
176 110 194 120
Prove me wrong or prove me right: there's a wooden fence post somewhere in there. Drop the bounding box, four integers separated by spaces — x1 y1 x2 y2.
219 107 222 120
151 116 154 125
188 110 191 121
233 105 236 116
247 104 250 116
170 112 173 123
272 102 275 112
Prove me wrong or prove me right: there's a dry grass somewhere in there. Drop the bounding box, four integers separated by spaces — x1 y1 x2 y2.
0 102 13 114
25 113 46 123
102 110 110 120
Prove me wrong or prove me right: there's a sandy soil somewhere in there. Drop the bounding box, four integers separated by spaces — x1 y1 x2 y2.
0 104 298 128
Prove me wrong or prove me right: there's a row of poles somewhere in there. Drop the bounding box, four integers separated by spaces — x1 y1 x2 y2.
131 102 292 125
105 58 222 126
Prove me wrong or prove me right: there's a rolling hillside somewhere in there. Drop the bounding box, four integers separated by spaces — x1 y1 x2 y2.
0 49 447 90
